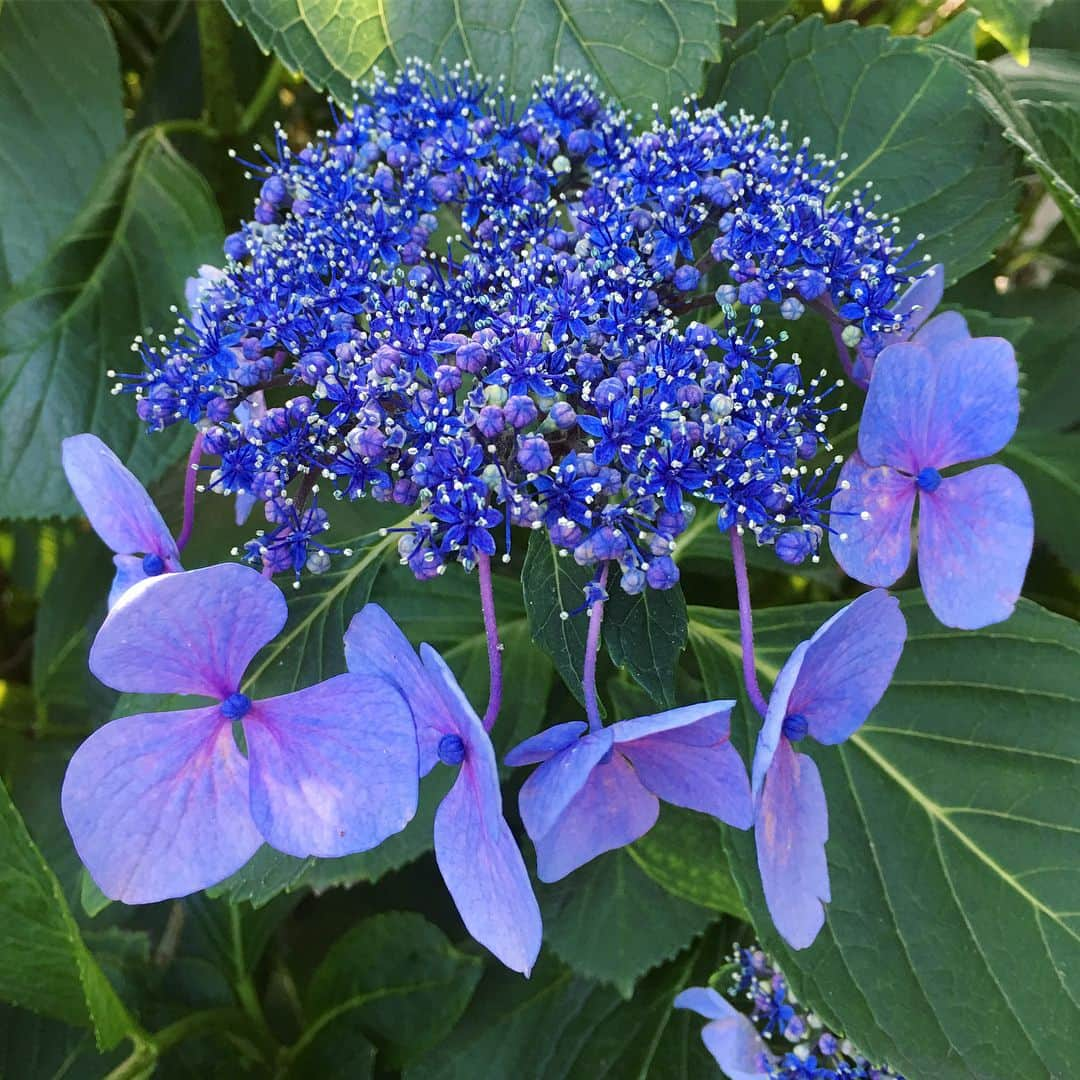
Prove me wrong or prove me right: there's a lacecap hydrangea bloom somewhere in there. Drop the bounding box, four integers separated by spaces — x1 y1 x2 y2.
61 59 1035 977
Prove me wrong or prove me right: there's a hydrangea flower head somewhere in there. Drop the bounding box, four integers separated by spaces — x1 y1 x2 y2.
751 590 905 949
62 565 417 903
505 700 752 881
118 62 922 590
61 433 182 606
831 323 1033 628
344 604 542 974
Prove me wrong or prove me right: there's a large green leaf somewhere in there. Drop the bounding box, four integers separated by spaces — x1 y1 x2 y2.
0 0 123 292
711 18 1019 280
0 778 134 1049
223 0 733 115
992 48 1080 107
302 913 483 1067
539 848 716 996
604 582 688 707
406 936 724 1080
0 132 223 519
690 594 1080 1078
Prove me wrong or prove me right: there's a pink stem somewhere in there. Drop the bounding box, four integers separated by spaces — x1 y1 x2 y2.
476 553 502 732
176 430 205 552
729 527 769 719
583 562 609 732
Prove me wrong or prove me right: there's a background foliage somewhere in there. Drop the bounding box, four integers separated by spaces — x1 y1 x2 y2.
0 0 1077 1076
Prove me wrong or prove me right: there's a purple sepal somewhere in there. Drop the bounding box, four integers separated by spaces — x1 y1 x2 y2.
61 706 261 903
423 647 542 975
503 721 588 766
245 674 418 857
919 464 1033 629
62 434 181 568
674 987 775 1078
109 555 149 609
89 564 287 699
756 739 830 950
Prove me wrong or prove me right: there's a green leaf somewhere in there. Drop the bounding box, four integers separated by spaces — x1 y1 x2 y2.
0 132 223 519
604 582 688 707
286 1013 375 1079
1001 429 1080 572
712 18 1019 280
539 848 716 996
970 0 1056 63
690 594 1080 1078
303 912 483 1067
406 935 725 1080
957 52 1080 242
0 0 124 292
521 530 597 711
31 537 115 716
929 10 981 57
0 1006 125 1079
629 807 747 918
223 0 733 116
992 48 1080 107
0 777 134 1049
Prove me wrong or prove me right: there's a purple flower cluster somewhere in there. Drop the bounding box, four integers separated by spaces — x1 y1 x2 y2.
117 61 924 592
676 945 906 1079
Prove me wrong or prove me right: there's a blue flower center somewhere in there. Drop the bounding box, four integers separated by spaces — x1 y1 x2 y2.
142 552 166 576
437 733 466 765
915 466 942 493
221 692 252 720
781 713 809 741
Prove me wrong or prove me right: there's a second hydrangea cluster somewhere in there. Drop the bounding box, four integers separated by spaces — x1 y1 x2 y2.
120 62 921 592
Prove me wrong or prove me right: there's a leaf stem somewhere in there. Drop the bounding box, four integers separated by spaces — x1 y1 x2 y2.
476 552 503 731
239 58 287 134
583 562 609 731
728 528 769 719
229 905 278 1058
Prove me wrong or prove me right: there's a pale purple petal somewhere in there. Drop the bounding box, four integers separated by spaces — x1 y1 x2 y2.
610 700 734 743
89 564 287 699
674 988 774 1079
829 452 915 588
433 699 542 974
914 336 1019 468
532 753 659 882
518 729 612 842
234 490 258 527
61 706 261 903
918 465 1033 629
752 641 811 802
108 555 149 609
244 674 418 857
344 605 451 774
62 434 180 565
504 721 589 766
787 590 906 745
756 739 830 950
618 710 753 829
912 310 969 351
860 338 1019 470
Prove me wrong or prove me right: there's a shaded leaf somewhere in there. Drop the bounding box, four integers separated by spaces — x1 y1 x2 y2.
0 133 223 518
690 594 1080 1078
521 530 597 711
0 777 134 1048
604 582 688 707
304 912 483 1067
970 0 1055 62
539 849 716 996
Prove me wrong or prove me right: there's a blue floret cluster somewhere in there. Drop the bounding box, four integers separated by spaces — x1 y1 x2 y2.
120 61 921 591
